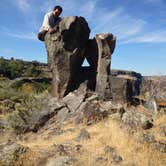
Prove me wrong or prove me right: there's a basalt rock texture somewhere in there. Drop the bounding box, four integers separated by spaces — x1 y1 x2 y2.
110 70 142 103
82 33 116 100
94 34 116 100
45 16 116 98
110 76 136 103
45 16 90 98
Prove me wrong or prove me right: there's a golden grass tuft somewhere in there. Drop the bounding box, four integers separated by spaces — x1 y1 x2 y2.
16 116 166 166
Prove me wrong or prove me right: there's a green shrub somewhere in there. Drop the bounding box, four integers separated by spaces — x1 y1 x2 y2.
5 95 36 133
11 78 51 94
0 57 24 79
6 110 30 133
0 57 45 79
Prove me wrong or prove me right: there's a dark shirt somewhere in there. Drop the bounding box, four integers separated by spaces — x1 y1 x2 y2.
49 14 61 28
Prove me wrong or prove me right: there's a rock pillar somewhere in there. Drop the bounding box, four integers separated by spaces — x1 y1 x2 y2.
45 16 90 98
95 33 116 99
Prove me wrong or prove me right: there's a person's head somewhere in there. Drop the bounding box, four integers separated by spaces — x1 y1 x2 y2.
52 6 63 17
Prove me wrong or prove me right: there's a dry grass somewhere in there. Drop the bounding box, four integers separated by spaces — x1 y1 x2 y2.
148 114 166 143
14 150 42 166
75 118 166 166
154 114 166 126
18 122 79 152
16 116 166 166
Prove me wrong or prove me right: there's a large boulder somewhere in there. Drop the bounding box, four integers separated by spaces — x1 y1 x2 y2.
45 16 90 98
110 76 135 103
122 107 153 130
110 70 142 103
110 75 142 103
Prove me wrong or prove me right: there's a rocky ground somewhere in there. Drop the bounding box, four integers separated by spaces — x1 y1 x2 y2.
0 77 166 166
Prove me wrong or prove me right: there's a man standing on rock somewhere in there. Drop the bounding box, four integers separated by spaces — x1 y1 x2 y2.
38 6 63 41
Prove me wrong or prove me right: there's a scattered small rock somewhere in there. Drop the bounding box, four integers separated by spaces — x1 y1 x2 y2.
74 144 82 151
160 125 166 137
153 141 166 153
142 121 153 130
74 114 83 124
0 141 29 166
112 154 123 163
82 101 108 125
122 110 153 130
46 156 75 166
54 144 68 156
75 128 90 141
96 156 108 162
104 146 115 154
140 133 156 143
109 107 126 120
104 146 123 163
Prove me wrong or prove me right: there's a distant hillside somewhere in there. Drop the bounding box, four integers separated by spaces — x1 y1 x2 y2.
0 57 165 80
0 57 50 79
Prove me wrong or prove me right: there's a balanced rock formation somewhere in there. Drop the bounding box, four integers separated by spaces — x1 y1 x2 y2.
45 16 90 98
45 16 116 98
